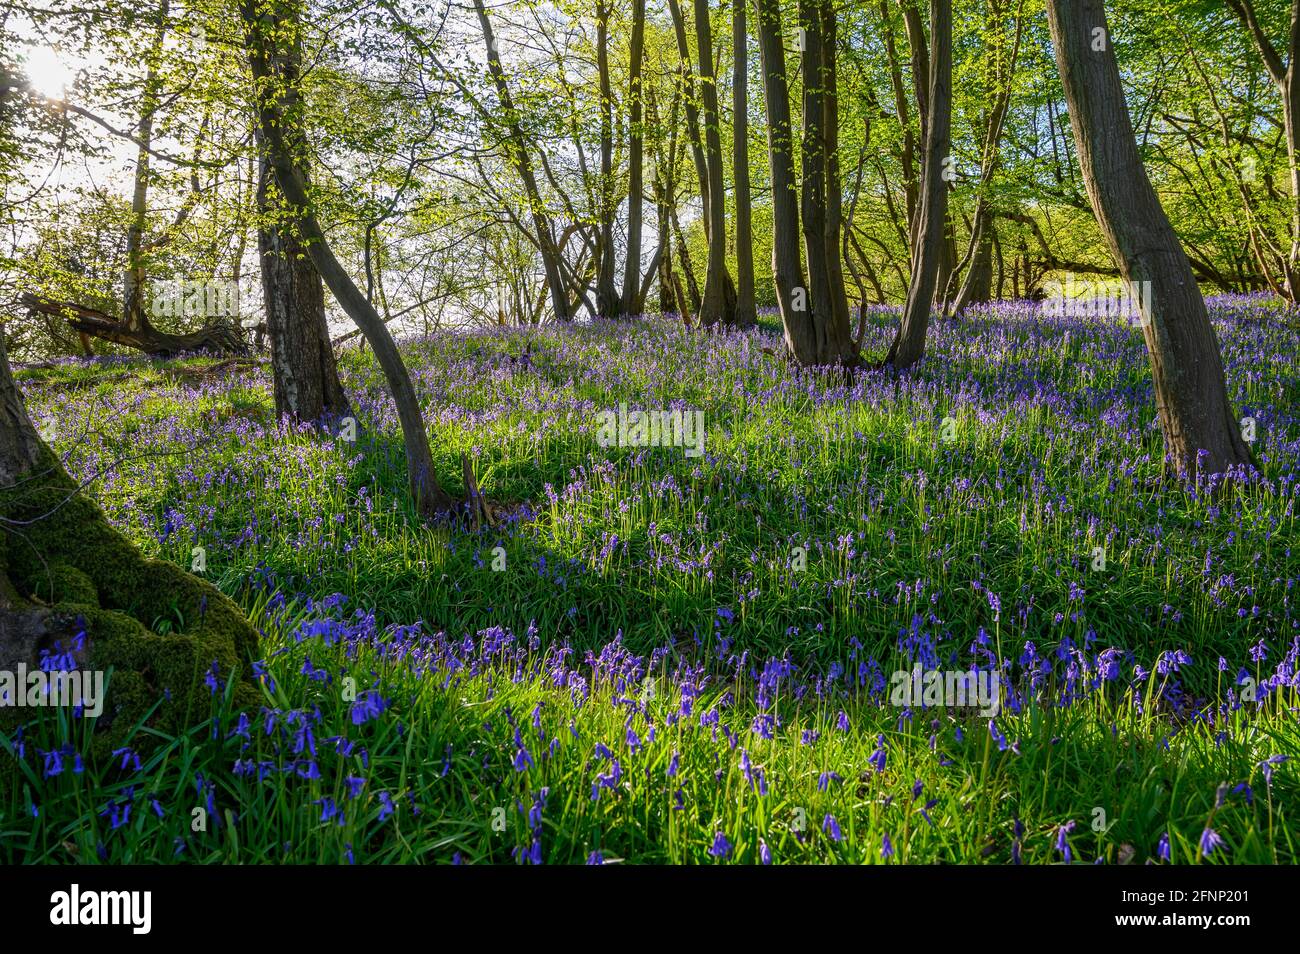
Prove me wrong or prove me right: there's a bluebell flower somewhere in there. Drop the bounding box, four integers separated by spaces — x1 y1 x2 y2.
708 831 731 858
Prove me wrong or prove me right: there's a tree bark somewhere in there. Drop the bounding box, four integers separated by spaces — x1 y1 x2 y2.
694 0 732 327
1226 0 1300 303
121 0 170 336
1 330 262 740
800 0 834 341
732 0 757 327
819 0 852 341
21 294 246 357
1047 0 1252 478
670 0 737 318
472 0 572 322
886 0 951 370
754 0 810 357
242 0 453 516
256 145 350 422
0 335 43 487
595 0 620 318
620 0 648 317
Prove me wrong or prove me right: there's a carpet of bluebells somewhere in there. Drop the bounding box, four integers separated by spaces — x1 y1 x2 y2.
3 295 1298 863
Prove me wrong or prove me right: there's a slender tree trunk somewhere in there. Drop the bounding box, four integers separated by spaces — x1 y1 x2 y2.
800 0 835 342
620 0 647 317
670 0 737 316
754 0 809 358
694 0 732 327
1047 0 1252 477
472 0 572 321
672 204 703 313
242 0 453 516
881 2 919 233
819 0 852 341
1227 0 1300 303
122 0 169 334
948 0 1023 314
668 0 711 219
651 84 681 316
886 0 951 370
595 0 619 317
732 0 757 327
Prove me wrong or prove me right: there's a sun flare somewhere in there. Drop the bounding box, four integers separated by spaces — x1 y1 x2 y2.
23 45 74 99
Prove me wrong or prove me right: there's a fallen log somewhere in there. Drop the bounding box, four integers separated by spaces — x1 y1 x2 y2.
20 293 248 357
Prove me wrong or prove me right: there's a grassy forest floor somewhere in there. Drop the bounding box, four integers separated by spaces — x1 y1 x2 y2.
3 295 1299 863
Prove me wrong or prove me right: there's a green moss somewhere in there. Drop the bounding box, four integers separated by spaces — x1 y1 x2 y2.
0 447 260 767
42 563 99 608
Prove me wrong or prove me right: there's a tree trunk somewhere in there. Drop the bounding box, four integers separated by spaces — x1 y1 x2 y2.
1227 0 1300 303
754 0 810 358
121 0 169 336
649 82 681 317
881 1 920 235
595 0 619 318
953 216 994 310
1 330 260 748
819 0 852 342
0 337 43 486
694 0 732 327
21 295 246 357
257 146 350 422
620 0 647 317
1047 0 1252 478
886 0 951 370
242 0 453 516
669 0 737 316
472 0 572 322
800 0 834 342
732 0 757 328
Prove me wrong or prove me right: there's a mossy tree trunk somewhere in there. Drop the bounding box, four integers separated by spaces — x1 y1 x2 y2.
0 333 260 755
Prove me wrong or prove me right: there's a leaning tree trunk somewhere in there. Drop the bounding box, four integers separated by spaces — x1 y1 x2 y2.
1047 0 1252 478
0 331 259 763
242 0 453 517
886 0 951 370
732 0 758 328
